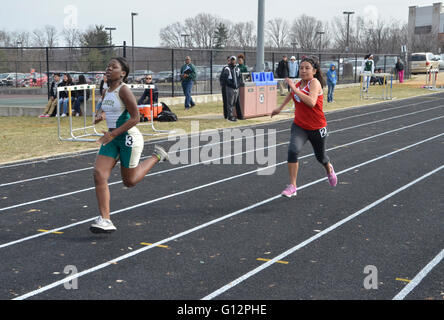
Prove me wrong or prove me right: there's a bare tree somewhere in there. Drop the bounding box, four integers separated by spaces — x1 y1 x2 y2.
266 18 290 48
62 27 82 48
32 25 58 47
290 15 324 51
159 22 187 48
229 21 257 49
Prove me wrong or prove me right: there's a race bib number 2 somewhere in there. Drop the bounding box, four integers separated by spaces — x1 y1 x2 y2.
319 127 328 138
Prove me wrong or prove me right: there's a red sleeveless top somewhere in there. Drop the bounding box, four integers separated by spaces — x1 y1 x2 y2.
292 80 327 130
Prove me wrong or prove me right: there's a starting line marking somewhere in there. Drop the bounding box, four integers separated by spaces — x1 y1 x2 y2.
396 278 411 283
257 258 289 265
37 229 64 235
140 242 169 249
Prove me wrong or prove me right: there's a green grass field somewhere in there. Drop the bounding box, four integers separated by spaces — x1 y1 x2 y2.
0 82 433 165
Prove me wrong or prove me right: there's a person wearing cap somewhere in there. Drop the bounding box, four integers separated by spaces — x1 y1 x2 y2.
220 56 243 122
220 56 231 119
276 55 290 96
289 56 299 79
180 56 197 110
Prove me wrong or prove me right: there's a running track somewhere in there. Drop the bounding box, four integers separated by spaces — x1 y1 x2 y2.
0 92 443 300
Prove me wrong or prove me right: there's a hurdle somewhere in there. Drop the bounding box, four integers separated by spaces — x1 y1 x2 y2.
57 84 101 142
360 72 393 100
125 83 176 136
425 69 439 90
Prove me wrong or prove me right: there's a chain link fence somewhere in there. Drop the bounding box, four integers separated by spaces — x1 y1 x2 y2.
0 45 409 98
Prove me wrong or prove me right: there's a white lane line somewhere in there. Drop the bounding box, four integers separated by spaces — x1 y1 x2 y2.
0 118 291 170
202 165 444 300
393 249 444 300
1 99 442 186
11 134 443 300
1 112 444 214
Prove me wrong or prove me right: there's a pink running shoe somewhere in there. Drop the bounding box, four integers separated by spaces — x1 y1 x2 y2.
327 164 338 187
281 184 297 198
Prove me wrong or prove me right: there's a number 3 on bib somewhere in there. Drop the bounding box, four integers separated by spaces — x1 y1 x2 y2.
125 135 134 147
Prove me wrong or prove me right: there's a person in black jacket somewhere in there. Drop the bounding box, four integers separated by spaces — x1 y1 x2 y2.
220 56 231 119
220 56 243 122
57 73 75 117
276 55 290 96
137 74 158 105
39 73 61 118
395 58 405 83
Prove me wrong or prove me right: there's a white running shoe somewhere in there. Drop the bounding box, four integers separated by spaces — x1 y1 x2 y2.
90 216 117 234
153 145 169 162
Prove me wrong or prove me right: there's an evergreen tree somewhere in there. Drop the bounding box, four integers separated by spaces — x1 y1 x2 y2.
213 23 228 49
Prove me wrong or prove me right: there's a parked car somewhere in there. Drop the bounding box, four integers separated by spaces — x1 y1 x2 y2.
436 55 444 70
375 56 399 73
0 73 26 86
320 61 339 75
410 52 439 74
128 70 154 83
153 71 173 83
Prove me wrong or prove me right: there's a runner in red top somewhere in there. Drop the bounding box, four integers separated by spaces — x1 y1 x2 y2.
271 56 338 198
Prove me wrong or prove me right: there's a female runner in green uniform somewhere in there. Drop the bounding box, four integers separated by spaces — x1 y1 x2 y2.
91 57 169 233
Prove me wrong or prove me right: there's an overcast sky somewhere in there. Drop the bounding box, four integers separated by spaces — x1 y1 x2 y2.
1 0 436 46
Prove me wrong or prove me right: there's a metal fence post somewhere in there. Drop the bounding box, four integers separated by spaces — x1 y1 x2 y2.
46 47 50 99
171 49 175 97
210 49 213 95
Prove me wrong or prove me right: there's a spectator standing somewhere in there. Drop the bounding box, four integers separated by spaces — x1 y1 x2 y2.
326 64 337 103
276 55 290 96
237 54 248 73
180 56 197 110
220 56 231 119
289 56 299 79
39 73 61 118
73 75 90 116
395 58 405 83
220 56 243 122
361 54 374 92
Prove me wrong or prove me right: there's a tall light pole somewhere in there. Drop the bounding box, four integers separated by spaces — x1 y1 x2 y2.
131 12 138 76
343 11 355 53
256 0 265 72
316 31 325 53
105 27 116 46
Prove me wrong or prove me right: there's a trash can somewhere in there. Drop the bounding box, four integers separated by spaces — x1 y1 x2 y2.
264 72 277 114
238 82 257 119
252 72 267 117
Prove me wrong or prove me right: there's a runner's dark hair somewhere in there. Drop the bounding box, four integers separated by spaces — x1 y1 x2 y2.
300 56 325 88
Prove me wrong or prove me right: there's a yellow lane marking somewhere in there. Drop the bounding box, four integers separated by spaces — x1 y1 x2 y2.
257 258 289 265
396 278 411 283
37 229 64 235
140 242 169 249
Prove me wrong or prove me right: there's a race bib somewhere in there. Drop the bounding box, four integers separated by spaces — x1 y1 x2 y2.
125 135 134 147
319 127 328 138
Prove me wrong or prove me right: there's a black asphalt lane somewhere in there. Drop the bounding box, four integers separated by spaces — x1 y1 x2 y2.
1 95 443 211
1 101 443 246
21 113 443 300
1 92 443 300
